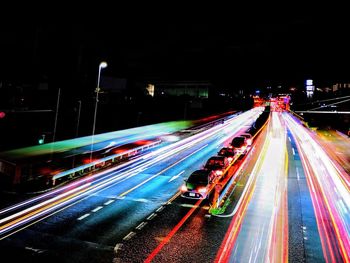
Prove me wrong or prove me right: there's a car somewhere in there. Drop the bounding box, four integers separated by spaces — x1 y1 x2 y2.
240 132 253 146
218 147 235 163
204 156 230 176
181 170 217 199
231 136 248 154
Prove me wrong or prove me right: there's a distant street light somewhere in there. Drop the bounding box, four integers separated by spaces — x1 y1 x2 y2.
38 134 45 144
90 61 107 161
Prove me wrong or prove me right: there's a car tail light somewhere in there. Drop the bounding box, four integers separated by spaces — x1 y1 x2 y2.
216 170 223 176
197 187 207 193
181 185 188 192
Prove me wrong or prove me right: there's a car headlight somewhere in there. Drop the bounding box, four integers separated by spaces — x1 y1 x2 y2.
197 187 207 193
216 170 223 176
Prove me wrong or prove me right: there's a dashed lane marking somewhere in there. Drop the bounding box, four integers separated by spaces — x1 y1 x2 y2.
156 206 164 213
77 213 90 220
136 221 148 230
147 213 157 220
92 206 103 212
114 243 123 253
123 231 136 241
104 199 115 205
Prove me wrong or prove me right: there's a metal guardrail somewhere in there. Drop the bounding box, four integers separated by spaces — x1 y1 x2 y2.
183 112 242 132
51 140 162 184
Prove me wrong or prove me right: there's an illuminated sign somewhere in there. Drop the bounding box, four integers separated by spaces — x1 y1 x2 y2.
146 84 155 97
306 79 313 85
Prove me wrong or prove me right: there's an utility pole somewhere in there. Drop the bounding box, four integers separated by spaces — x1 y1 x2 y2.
52 88 61 144
72 100 81 169
75 100 82 138
51 88 61 160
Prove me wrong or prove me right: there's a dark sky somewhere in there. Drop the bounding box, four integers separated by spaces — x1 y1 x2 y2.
1 9 349 91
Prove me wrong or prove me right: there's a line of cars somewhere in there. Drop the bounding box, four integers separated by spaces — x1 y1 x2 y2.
180 132 253 200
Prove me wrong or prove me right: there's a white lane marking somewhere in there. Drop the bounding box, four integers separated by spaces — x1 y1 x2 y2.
156 206 164 213
116 196 125 200
123 231 136 241
77 213 90 220
288 136 291 142
296 167 300 180
147 213 157 220
120 144 209 197
292 148 295 155
104 199 115 205
114 243 123 253
169 170 185 182
136 221 148 230
135 198 148 203
92 206 103 212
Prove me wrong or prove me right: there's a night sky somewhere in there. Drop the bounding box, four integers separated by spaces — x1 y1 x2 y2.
1 9 349 90
1 8 350 149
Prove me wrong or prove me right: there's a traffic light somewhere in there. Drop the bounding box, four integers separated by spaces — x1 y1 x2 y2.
38 134 45 144
0 112 5 119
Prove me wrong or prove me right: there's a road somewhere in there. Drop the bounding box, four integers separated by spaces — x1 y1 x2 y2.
216 112 288 262
315 129 350 174
0 109 262 263
284 113 350 262
1 108 349 263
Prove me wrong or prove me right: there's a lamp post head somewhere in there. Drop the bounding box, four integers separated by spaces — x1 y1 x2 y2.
99 61 108 69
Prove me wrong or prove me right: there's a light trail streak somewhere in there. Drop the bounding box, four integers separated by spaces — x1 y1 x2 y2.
216 112 288 263
284 113 350 262
144 198 204 263
215 120 271 261
295 137 337 262
266 147 289 263
0 109 262 238
119 144 208 197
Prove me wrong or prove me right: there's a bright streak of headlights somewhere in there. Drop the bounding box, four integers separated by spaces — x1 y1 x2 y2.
0 109 262 237
284 113 350 261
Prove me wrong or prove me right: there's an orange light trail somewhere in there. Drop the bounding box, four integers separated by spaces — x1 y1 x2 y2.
285 113 350 262
144 198 203 263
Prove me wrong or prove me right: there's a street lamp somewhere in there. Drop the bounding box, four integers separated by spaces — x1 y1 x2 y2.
90 61 107 161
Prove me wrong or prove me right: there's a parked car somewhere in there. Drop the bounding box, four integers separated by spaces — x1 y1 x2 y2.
181 169 217 199
204 156 230 176
240 132 253 146
231 136 248 154
218 147 235 163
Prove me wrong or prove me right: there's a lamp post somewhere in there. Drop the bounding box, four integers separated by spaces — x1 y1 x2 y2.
90 61 107 162
50 88 61 160
72 100 82 168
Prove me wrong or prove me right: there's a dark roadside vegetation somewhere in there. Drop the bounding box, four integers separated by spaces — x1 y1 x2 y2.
0 88 254 151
